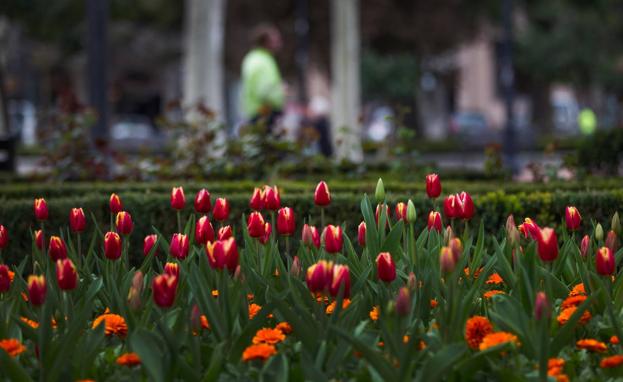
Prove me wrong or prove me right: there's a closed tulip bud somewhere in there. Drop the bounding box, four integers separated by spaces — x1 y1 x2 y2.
518 218 541 240
376 252 396 282
115 211 134 235
164 262 180 281
69 208 86 233
302 224 320 248
323 225 343 254
152 274 177 308
190 304 202 332
330 264 351 298
444 225 454 243
407 199 417 224
534 292 550 320
290 256 301 277
277 207 295 236
440 246 456 274
0 225 8 249
606 230 619 253
612 212 621 236
170 187 186 210
247 212 265 238
537 228 558 262
223 238 239 272
206 241 226 270
34 198 48 221
48 236 67 261
109 193 123 214
449 237 463 262
194 189 212 214
28 275 46 306
170 233 189 260
143 234 158 257
234 264 243 281
427 211 443 232
56 259 77 290
596 247 615 275
595 223 604 241
35 229 44 250
194 216 215 245
396 287 411 316
425 173 442 198
395 202 407 222
565 206 581 231
259 222 272 245
264 185 281 211
375 204 390 226
443 194 459 220
127 271 144 310
0 265 11 292
104 232 122 260
306 260 333 293
314 181 331 206
457 192 475 220
506 219 521 247
375 178 385 203
407 272 416 290
249 187 265 211
212 198 230 221
217 225 233 240
357 221 367 247
580 235 590 258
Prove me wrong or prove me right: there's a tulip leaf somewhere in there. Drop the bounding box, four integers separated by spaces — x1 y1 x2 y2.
417 342 466 382
0 348 32 382
130 328 166 382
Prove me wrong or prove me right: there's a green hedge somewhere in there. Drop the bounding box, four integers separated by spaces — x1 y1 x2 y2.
1 189 622 265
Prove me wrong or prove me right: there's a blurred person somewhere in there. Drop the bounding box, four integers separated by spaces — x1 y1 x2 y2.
241 24 285 133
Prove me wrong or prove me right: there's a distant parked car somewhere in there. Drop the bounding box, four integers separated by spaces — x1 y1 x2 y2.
111 114 167 153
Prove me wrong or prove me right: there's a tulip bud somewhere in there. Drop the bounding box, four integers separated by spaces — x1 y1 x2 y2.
28 275 46 306
115 211 134 235
323 225 343 254
425 173 442 199
440 246 456 274
143 234 158 257
407 199 417 224
109 193 123 214
69 208 86 233
259 222 272 245
596 246 615 275
0 225 8 249
290 256 301 277
34 229 44 250
606 230 619 253
164 262 180 280
0 265 11 292
565 206 582 231
376 252 396 282
314 181 331 206
443 195 459 220
537 228 558 262
34 198 48 221
104 232 122 260
580 235 590 258
457 192 475 220
170 187 186 210
170 233 189 260
302 224 320 248
190 304 202 332
357 221 367 247
234 264 242 281
444 225 454 243
194 189 212 214
375 178 385 203
264 185 281 211
375 204 390 227
217 225 233 240
247 212 266 238
330 264 351 298
127 271 144 310
152 274 177 308
249 187 265 211
306 260 333 293
194 216 215 245
277 207 295 236
612 212 621 236
506 216 521 247
427 211 443 232
407 272 416 290
396 287 411 316
56 259 78 290
449 237 463 262
518 218 541 240
48 236 68 261
395 202 408 222
212 198 230 222
595 223 604 241
534 292 550 320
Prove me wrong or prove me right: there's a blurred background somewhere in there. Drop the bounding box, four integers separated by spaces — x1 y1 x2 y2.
0 0 622 182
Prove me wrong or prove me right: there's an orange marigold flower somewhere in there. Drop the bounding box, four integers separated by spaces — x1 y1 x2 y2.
601 354 623 368
76 380 96 382
430 299 438 308
478 332 519 351
252 328 286 345
92 314 128 338
464 267 483 279
465 316 493 350
116 352 141 367
576 339 607 353
369 306 380 321
486 273 504 285
275 322 292 334
249 303 262 319
548 367 564 377
8 270 14 283
242 343 277 362
403 335 409 344
557 307 591 326
20 317 39 329
326 299 351 315
0 339 26 357
569 283 585 297
548 358 565 369
211 290 219 298
555 375 570 382
200 315 210 330
483 290 505 299
561 295 587 309
611 335 619 344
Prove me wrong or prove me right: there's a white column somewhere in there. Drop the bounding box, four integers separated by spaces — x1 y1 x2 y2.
331 0 363 163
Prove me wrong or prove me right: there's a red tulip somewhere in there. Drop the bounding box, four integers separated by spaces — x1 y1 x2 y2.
376 252 396 282
606 230 619 253
457 192 475 220
519 218 541 240
536 228 558 262
396 287 411 316
277 207 295 236
358 221 367 247
48 236 67 261
217 225 233 240
206 238 238 272
534 291 550 320
395 202 408 222
194 216 215 245
35 229 44 250
247 212 265 238
259 222 272 245
443 195 459 219
104 232 122 260
212 198 230 221
69 208 86 233
427 211 443 232
306 260 333 293
28 275 47 306
170 233 189 260
34 198 48 221
264 185 281 211
109 193 123 214
0 225 8 249
580 235 590 258
143 234 158 257
323 225 343 254
375 204 390 225
596 247 615 275
565 206 581 231
171 187 186 210
164 262 180 281
440 246 456 274
115 211 134 235
152 273 177 308
222 237 239 272
0 265 11 292
329 265 351 298
425 173 442 199
249 187 265 211
314 181 331 206
194 188 212 214
56 259 78 290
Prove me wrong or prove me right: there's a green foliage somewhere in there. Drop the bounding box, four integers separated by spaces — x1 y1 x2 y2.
577 128 623 175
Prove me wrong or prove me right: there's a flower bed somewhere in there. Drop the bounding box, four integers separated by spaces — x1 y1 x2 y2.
0 177 621 380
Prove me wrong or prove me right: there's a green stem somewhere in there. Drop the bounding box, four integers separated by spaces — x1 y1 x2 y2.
321 207 325 229
77 233 82 269
177 211 182 233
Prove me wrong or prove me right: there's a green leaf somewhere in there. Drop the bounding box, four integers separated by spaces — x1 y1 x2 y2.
130 328 166 382
0 349 32 382
417 342 466 382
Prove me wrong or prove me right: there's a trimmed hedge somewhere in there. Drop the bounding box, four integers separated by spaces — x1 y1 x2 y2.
1 189 621 265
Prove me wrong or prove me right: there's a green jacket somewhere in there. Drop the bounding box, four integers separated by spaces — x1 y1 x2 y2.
241 48 284 117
